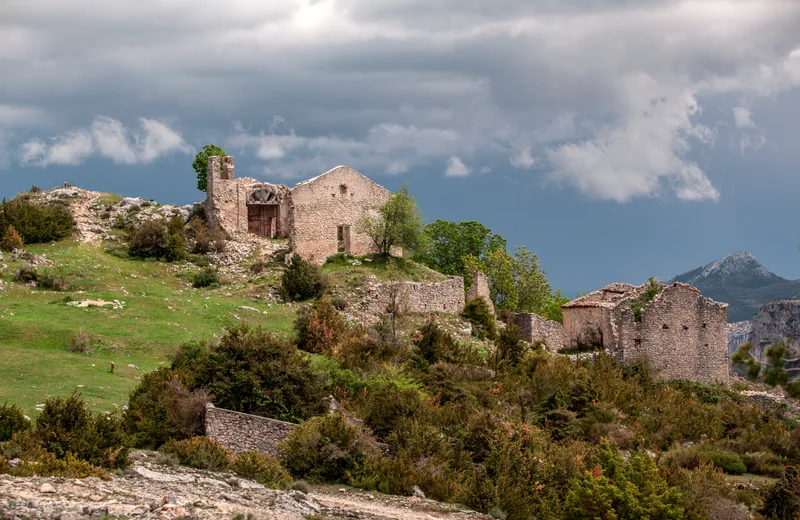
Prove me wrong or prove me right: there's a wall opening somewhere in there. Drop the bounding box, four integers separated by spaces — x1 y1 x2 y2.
337 225 351 254
662 324 669 329
339 184 348 195
247 188 279 238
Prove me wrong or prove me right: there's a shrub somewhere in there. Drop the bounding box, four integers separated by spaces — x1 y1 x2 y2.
68 330 92 354
187 215 226 254
461 298 496 340
761 465 800 520
127 216 187 261
280 413 377 482
496 319 524 368
160 436 233 471
0 225 23 252
280 254 327 301
104 242 129 259
33 393 128 469
192 267 220 288
124 368 208 449
231 451 292 489
698 448 747 475
629 277 662 322
295 298 349 355
179 324 326 422
0 198 73 244
414 318 463 366
249 261 267 274
359 384 423 440
36 268 68 291
0 403 29 442
2 450 109 479
13 265 38 284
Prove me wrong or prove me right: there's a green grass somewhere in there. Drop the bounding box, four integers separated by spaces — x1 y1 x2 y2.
0 239 296 415
321 253 446 283
97 192 123 206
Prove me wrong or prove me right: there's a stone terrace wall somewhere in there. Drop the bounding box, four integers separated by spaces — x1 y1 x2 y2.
513 313 564 351
363 275 465 316
204 404 295 457
613 284 728 384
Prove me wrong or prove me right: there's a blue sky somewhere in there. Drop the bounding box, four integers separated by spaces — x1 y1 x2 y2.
3 0 800 295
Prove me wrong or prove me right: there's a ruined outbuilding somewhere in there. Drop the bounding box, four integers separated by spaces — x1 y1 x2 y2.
205 157 394 264
562 281 729 383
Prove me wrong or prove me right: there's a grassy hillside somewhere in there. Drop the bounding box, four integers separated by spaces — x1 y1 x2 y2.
0 239 296 415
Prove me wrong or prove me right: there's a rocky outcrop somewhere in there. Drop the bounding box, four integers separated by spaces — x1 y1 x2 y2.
751 299 800 362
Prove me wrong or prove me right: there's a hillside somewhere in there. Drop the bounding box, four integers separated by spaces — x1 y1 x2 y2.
670 251 800 322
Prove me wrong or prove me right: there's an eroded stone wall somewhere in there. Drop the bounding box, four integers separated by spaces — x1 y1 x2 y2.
563 306 616 350
204 404 295 457
466 271 494 316
613 284 728 383
289 166 392 264
363 275 465 316
513 313 564 351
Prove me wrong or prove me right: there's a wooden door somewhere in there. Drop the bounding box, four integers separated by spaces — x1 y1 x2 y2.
248 205 278 237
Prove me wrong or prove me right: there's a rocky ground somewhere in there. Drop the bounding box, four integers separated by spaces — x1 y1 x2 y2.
0 452 489 520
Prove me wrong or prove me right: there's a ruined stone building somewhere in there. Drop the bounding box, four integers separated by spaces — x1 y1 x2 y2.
205 156 394 264
562 281 729 383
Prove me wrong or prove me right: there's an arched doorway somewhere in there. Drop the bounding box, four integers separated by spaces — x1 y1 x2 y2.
247 188 279 238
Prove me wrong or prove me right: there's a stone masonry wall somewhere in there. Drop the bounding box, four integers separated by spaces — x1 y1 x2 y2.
289 166 392 265
466 271 494 316
613 284 728 384
363 275 465 316
513 313 564 351
204 404 295 457
562 306 616 350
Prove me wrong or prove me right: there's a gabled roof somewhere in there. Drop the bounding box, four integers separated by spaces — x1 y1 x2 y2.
291 165 389 194
562 283 638 309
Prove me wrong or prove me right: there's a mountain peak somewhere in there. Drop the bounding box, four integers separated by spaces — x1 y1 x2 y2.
699 251 771 281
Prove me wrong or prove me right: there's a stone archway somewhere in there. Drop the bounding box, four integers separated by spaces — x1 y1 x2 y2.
247 187 279 237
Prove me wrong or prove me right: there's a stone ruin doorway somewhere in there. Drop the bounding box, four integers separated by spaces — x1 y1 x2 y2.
247 188 279 238
337 225 351 254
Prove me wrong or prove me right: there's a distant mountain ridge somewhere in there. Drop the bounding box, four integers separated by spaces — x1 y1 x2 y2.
670 251 800 322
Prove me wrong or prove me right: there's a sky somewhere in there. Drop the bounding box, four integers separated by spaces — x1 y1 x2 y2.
2 0 800 296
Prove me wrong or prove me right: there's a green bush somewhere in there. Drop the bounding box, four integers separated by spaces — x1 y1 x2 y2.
496 319 524 368
187 215 226 254
123 368 208 449
461 298 496 340
177 324 326 422
698 448 747 475
127 216 187 261
359 384 422 440
280 413 377 482
33 393 128 469
160 436 233 471
295 298 349 355
231 451 292 489
280 254 327 301
0 403 29 442
36 268 68 291
1 450 109 479
413 318 465 365
13 265 38 284
0 197 73 244
0 224 23 252
761 465 800 520
629 277 662 322
192 267 220 288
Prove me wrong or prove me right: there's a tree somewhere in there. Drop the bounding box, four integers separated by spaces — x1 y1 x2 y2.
193 144 227 192
413 220 506 277
465 246 556 316
358 184 426 257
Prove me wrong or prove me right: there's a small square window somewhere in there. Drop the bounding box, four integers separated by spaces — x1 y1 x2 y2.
339 184 348 195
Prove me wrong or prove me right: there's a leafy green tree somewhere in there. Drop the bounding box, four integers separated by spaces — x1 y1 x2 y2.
465 246 561 319
413 220 506 276
193 144 227 192
763 341 791 387
731 342 761 380
358 184 427 257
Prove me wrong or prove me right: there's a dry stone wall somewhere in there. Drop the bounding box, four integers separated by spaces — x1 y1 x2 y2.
363 275 465 316
466 271 494 316
204 404 295 457
513 313 564 351
751 299 800 363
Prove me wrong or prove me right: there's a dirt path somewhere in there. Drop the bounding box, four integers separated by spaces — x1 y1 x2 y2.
70 190 102 243
314 487 489 520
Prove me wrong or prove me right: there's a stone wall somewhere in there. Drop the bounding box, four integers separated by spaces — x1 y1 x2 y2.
466 271 494 316
612 284 728 384
751 299 800 363
513 313 564 351
727 321 753 356
204 404 295 457
363 275 465 316
289 166 392 264
562 306 616 350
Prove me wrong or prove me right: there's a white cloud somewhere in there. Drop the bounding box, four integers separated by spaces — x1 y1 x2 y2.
20 116 192 167
510 146 535 169
733 106 754 128
445 156 471 177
